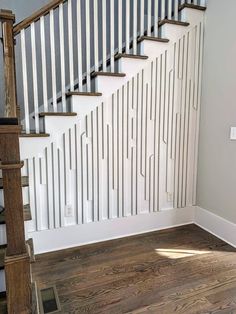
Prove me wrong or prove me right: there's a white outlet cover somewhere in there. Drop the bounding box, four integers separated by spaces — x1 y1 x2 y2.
230 127 236 140
65 205 73 217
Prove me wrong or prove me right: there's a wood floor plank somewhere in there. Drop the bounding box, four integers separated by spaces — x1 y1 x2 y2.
32 225 236 313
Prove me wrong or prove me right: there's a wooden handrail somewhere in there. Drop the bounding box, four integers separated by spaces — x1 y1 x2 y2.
13 0 67 35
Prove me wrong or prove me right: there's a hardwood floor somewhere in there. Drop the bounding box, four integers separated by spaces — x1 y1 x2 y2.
33 224 236 313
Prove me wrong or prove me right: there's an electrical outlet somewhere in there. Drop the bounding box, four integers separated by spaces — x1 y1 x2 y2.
230 127 236 140
65 205 73 217
167 193 173 202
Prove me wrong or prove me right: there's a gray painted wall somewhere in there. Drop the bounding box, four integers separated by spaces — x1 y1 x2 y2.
197 0 236 223
0 0 49 22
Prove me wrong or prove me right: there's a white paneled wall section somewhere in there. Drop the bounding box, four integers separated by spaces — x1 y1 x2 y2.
24 19 204 233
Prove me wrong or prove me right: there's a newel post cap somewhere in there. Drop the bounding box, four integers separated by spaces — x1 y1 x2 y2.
0 9 15 22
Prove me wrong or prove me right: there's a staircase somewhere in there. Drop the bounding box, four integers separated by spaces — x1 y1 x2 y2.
0 0 206 312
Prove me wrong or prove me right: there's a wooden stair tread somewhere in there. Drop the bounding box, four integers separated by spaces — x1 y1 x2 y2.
0 245 6 270
0 176 29 189
138 36 169 43
115 53 148 60
39 112 77 118
92 72 126 78
159 19 190 27
66 92 103 97
0 204 31 224
179 3 206 11
20 133 50 138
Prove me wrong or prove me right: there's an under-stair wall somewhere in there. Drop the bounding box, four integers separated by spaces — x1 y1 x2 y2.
0 2 206 257
16 6 205 254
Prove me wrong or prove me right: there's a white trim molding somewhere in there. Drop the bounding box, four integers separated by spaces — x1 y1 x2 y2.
29 206 236 254
30 207 195 254
195 206 236 248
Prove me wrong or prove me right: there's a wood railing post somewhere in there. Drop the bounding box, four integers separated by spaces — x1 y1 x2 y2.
0 9 17 118
0 9 32 314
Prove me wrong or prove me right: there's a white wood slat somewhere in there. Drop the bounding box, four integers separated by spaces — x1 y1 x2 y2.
154 0 159 37
168 0 172 20
133 0 137 54
20 29 30 133
85 0 91 91
161 0 165 20
68 0 74 92
174 0 178 21
93 0 99 72
50 10 57 112
125 0 130 54
110 0 115 71
147 0 152 36
77 0 83 91
59 3 66 112
31 22 39 133
118 0 122 53
102 0 107 72
140 0 144 37
40 16 48 112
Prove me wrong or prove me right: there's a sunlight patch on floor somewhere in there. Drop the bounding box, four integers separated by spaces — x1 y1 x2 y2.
155 248 211 259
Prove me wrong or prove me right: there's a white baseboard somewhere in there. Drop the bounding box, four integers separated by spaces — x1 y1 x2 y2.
195 206 236 248
30 207 195 254
29 205 236 254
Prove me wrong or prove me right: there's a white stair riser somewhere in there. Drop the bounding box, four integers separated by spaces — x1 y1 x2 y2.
118 58 148 77
140 41 170 59
161 24 190 41
71 96 104 116
0 225 6 246
181 7 205 24
95 76 126 97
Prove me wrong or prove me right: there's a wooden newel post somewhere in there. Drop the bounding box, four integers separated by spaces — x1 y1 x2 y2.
0 9 17 118
0 9 32 314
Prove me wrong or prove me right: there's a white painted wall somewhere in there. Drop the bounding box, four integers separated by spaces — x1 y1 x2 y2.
197 0 236 224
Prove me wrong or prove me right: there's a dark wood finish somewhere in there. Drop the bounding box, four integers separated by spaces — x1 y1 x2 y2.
0 245 6 270
0 239 33 269
20 132 50 138
179 3 207 12
0 120 32 313
0 176 29 189
66 92 103 97
27 238 36 263
32 282 39 314
115 53 148 60
138 36 170 43
5 252 31 314
0 204 31 224
13 0 66 35
32 225 236 313
0 125 26 255
39 112 77 118
159 19 190 27
0 10 17 118
92 72 126 78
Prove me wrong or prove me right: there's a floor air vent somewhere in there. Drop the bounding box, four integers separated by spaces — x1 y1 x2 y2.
39 286 61 313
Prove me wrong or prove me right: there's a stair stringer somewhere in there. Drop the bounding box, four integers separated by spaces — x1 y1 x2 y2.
16 9 205 253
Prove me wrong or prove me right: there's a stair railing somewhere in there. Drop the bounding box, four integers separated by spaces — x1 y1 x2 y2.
0 9 32 314
6 0 205 135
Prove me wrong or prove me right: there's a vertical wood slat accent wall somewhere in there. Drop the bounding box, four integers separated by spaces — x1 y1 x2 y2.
25 22 203 232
